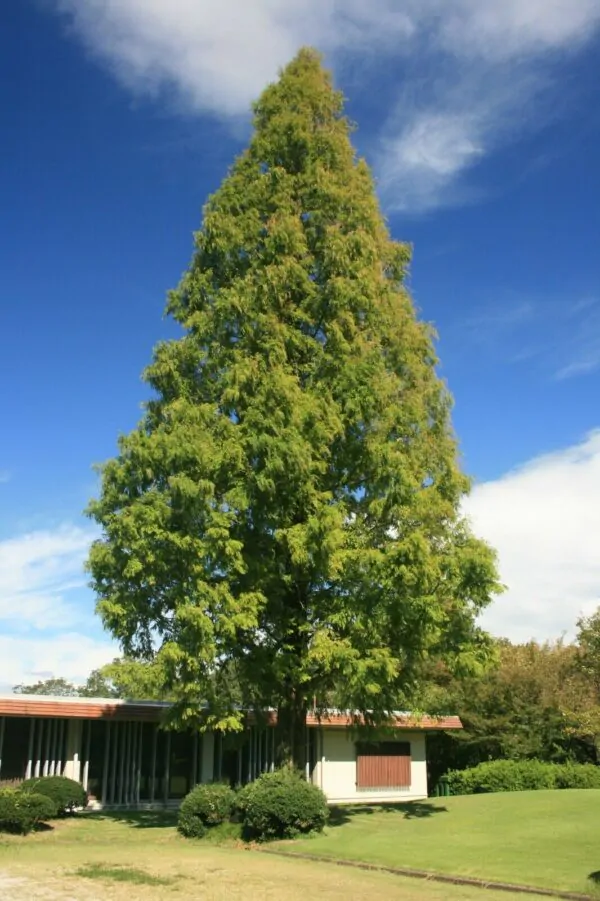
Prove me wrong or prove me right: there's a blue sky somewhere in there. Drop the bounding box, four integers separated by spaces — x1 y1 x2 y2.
2 0 600 687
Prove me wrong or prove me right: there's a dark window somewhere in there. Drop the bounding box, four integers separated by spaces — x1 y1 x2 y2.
356 741 411 789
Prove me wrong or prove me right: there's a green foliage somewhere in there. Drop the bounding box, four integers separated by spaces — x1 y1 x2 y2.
424 638 600 789
553 762 600 789
446 759 600 795
0 789 56 834
237 768 329 841
86 47 500 761
82 657 172 701
12 677 79 696
177 782 236 838
21 776 87 816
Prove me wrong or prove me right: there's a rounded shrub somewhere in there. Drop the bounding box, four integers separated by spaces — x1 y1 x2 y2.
0 789 56 835
20 775 87 816
237 768 329 842
178 782 236 839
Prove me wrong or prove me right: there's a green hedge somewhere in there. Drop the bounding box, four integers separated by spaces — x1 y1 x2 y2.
0 789 56 834
446 760 600 795
237 768 329 841
177 783 236 839
20 776 87 816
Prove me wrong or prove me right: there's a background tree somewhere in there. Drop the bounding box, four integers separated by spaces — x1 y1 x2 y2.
86 48 501 765
13 677 79 696
81 658 173 701
425 637 598 786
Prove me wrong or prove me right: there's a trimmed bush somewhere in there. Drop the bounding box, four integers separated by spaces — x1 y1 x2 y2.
446 759 600 795
20 775 87 816
237 768 329 842
0 789 56 834
554 763 600 789
178 782 236 839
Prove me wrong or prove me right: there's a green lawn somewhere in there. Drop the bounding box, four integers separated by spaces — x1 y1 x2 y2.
287 790 600 896
0 811 531 901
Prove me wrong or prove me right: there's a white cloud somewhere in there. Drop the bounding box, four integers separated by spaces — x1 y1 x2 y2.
50 0 600 211
0 525 97 630
464 431 600 642
0 632 117 688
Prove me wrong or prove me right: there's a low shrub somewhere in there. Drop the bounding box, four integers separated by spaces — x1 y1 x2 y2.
237 768 329 842
20 775 87 816
554 763 600 789
177 782 236 839
0 789 56 834
446 759 600 795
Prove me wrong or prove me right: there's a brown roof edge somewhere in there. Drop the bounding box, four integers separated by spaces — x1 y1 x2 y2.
305 713 463 731
0 696 462 731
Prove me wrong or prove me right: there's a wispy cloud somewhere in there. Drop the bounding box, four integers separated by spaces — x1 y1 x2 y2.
0 524 97 630
554 299 600 380
50 0 600 212
0 632 117 687
0 470 11 484
459 294 600 380
464 430 600 642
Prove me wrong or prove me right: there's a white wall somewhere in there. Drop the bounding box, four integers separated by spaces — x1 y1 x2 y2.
314 728 428 803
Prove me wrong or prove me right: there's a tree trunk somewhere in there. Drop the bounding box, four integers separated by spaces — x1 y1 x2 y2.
277 688 308 773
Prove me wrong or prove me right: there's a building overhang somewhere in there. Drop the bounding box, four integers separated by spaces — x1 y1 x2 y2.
0 695 462 731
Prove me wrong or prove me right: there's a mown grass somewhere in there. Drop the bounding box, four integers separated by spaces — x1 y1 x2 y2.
74 862 175 886
287 790 600 896
0 808 534 901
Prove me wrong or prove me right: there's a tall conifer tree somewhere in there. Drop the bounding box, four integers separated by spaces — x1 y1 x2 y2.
87 49 500 765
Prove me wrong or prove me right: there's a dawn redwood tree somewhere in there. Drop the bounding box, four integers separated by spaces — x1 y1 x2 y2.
87 49 501 766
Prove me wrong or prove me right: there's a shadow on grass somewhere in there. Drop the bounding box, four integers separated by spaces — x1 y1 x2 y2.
588 871 600 886
328 801 448 827
90 809 178 830
74 863 176 886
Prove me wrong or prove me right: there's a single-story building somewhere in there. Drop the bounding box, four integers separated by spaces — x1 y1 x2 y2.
0 695 461 806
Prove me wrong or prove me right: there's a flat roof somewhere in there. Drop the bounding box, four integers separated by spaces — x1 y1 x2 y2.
0 695 462 731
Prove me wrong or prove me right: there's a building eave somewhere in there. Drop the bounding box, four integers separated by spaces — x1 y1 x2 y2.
0 695 462 731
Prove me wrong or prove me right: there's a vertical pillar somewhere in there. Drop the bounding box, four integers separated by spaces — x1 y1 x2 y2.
101 722 110 805
320 727 325 790
191 732 198 791
163 731 171 805
34 718 43 778
305 727 310 782
216 732 222 782
55 720 62 776
129 722 137 806
197 734 203 784
125 721 132 806
118 722 126 805
200 731 214 784
109 721 118 805
257 729 262 775
81 720 91 790
0 717 5 780
49 719 57 777
246 730 251 783
136 722 143 805
237 746 242 785
63 719 82 781
25 718 35 779
150 725 157 804
43 718 51 776
271 726 275 772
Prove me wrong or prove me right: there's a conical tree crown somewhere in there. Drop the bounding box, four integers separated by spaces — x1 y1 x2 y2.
88 49 500 736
